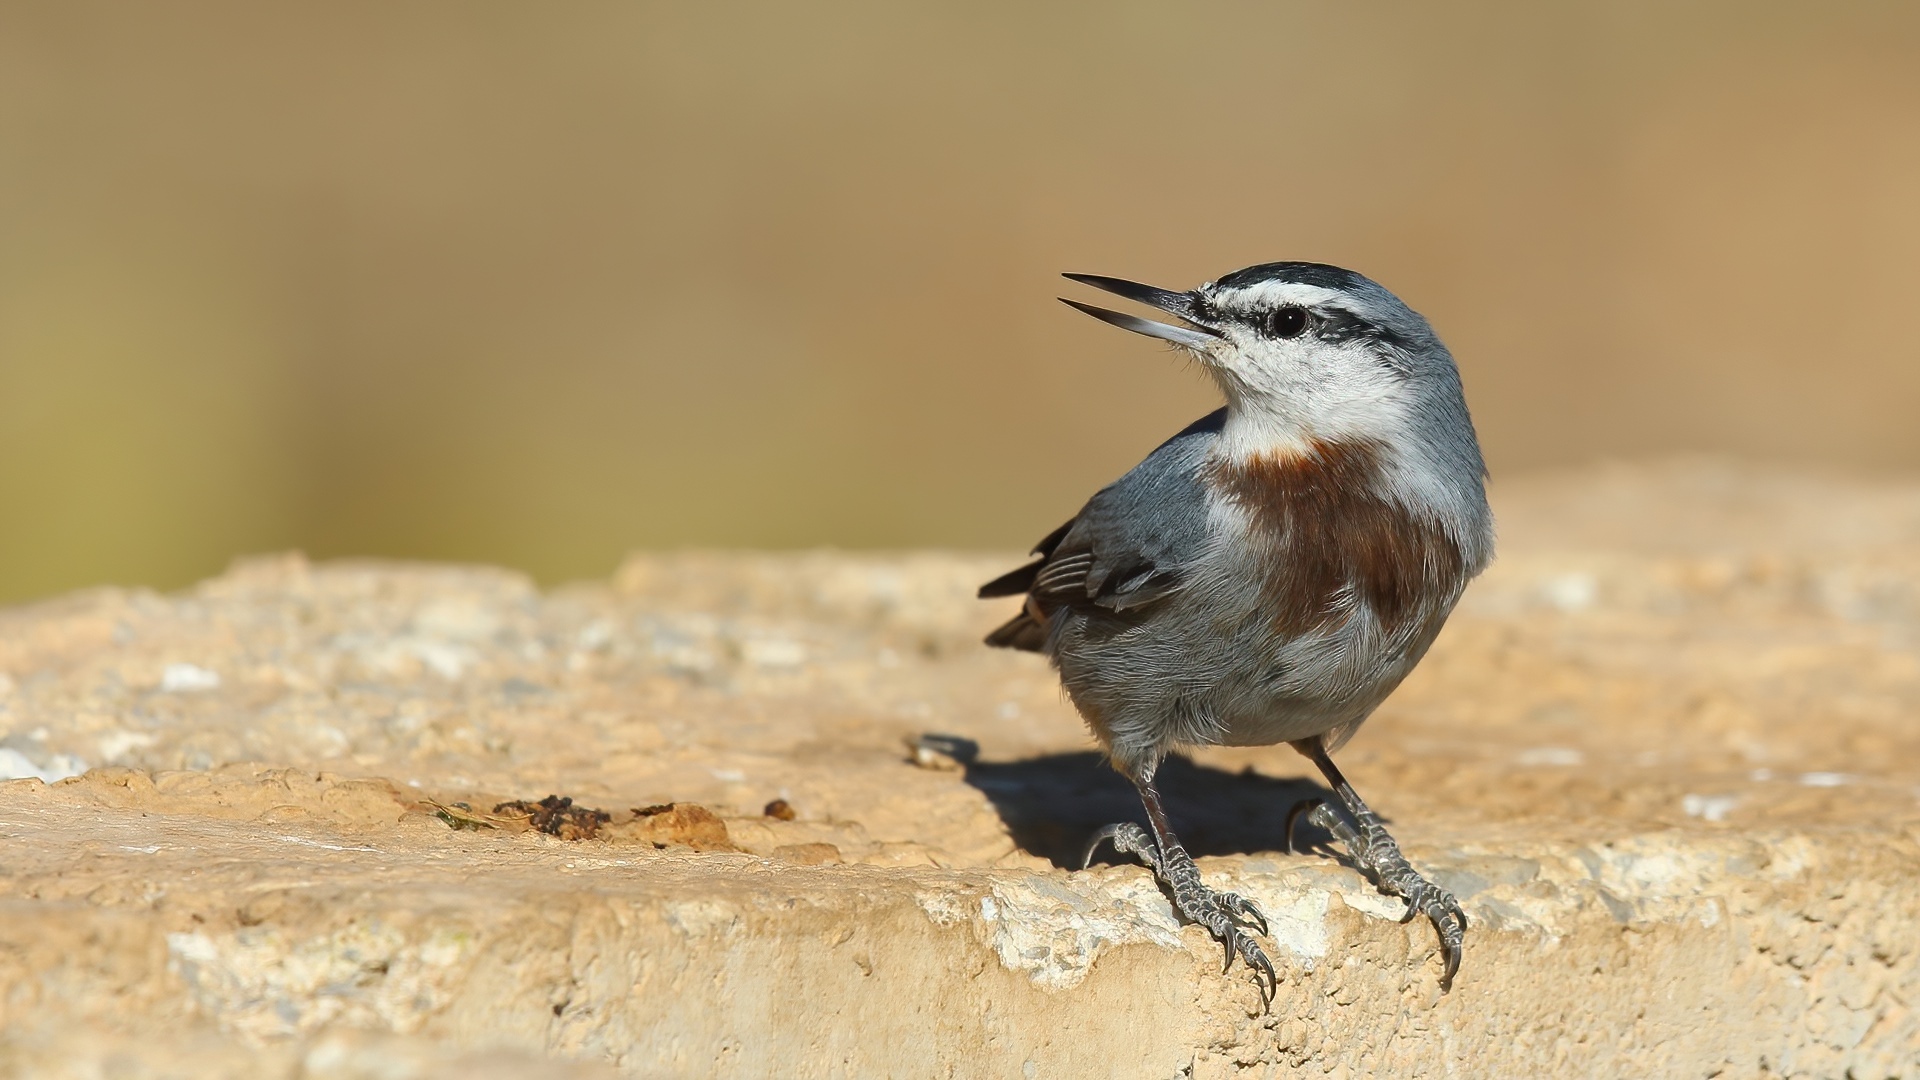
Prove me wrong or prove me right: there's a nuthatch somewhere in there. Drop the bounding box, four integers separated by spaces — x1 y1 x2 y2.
981 262 1493 1001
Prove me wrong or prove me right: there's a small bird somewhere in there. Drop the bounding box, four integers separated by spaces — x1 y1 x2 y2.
980 262 1493 1000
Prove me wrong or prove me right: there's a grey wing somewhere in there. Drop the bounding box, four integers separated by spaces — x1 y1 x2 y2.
980 409 1224 652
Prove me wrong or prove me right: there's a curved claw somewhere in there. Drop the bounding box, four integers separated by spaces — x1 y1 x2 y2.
1223 892 1270 938
1080 824 1122 870
1284 798 1325 854
1246 941 1278 1007
1215 924 1278 1007
1398 882 1468 991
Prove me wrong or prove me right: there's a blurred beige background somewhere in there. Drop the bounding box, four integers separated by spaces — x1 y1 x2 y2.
1 1 1917 605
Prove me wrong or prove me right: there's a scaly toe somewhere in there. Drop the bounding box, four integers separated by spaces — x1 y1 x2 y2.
1428 895 1467 989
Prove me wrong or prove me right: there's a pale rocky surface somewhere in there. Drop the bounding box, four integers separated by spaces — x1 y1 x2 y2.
3 460 1920 1078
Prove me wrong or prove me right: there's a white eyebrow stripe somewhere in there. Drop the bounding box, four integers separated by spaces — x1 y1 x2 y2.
1212 281 1344 310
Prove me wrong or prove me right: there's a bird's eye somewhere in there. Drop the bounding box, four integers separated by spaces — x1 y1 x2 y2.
1267 306 1309 340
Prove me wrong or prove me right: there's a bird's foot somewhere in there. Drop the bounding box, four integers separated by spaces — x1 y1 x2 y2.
1289 800 1465 989
1085 823 1277 1005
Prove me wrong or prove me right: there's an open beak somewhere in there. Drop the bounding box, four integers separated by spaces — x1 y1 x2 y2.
1059 273 1222 348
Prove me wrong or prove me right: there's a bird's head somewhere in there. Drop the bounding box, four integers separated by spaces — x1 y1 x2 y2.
1062 262 1468 463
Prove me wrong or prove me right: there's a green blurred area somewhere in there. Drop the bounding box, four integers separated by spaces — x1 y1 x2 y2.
2 2 1918 604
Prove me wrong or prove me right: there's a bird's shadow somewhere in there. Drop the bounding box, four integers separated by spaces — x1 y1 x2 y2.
960 750 1335 869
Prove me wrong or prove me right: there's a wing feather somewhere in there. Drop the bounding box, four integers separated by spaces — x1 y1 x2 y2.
979 409 1226 652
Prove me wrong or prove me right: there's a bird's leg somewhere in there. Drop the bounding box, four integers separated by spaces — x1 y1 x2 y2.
1084 772 1277 1004
1290 736 1465 989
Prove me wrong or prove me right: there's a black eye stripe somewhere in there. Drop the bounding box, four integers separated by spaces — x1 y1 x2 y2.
1216 300 1416 351
1313 307 1410 349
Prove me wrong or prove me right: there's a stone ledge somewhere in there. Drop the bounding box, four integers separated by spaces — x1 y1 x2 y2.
1 460 1918 1077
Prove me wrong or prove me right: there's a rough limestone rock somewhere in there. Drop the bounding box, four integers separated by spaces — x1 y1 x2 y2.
2 461 1919 1078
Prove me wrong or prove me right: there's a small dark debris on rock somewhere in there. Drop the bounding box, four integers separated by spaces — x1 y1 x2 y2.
764 798 796 820
494 795 612 841
423 794 735 851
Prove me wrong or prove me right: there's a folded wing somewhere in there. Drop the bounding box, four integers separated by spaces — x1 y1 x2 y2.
979 409 1226 653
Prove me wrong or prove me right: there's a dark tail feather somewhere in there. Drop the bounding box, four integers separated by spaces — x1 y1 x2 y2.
978 558 1044 599
981 516 1074 649
983 611 1048 652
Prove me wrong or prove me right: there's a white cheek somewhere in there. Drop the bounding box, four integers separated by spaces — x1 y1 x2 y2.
1210 339 1412 449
